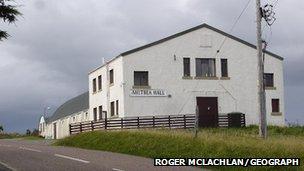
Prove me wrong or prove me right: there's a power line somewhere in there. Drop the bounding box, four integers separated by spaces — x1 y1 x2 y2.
176 0 253 115
215 0 252 55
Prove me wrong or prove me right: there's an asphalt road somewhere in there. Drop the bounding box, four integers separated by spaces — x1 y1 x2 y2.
0 139 202 171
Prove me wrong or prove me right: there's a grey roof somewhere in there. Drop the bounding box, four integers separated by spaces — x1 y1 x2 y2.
120 23 283 60
47 91 89 123
89 23 283 74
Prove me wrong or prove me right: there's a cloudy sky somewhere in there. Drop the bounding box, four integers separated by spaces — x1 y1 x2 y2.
0 0 303 133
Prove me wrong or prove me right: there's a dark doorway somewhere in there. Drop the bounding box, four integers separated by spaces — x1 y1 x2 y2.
196 97 218 127
53 123 57 139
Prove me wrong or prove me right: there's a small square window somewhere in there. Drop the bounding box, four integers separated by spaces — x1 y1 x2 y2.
264 73 274 87
196 58 216 77
272 99 280 113
134 71 149 86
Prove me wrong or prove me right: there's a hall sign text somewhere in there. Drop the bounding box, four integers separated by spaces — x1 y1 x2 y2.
130 89 167 97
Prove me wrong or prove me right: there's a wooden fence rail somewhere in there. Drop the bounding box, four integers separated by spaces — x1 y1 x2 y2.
70 114 245 135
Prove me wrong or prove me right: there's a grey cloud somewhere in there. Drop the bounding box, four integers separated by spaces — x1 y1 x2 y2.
0 0 303 132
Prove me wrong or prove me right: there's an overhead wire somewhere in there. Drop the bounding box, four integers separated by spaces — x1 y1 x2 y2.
176 0 253 115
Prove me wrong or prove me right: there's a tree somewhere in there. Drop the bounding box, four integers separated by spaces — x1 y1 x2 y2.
0 0 22 41
0 125 3 132
26 129 31 136
31 129 39 136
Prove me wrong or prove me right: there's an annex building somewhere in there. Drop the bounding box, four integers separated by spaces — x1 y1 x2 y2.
39 23 285 139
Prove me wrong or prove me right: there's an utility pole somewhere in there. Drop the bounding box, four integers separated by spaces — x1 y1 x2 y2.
256 0 267 139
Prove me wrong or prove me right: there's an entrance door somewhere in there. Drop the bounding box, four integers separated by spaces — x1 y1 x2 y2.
53 123 57 139
196 97 218 127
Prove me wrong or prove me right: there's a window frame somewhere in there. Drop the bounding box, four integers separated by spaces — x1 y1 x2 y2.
98 106 102 120
221 58 228 77
110 101 115 116
195 58 216 77
134 71 149 86
264 73 274 87
93 107 97 121
98 75 102 91
183 58 191 77
92 78 97 93
272 99 280 113
110 69 114 85
116 100 119 116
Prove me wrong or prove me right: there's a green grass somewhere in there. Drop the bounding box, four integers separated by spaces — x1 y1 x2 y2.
0 133 43 140
55 126 304 170
0 133 23 139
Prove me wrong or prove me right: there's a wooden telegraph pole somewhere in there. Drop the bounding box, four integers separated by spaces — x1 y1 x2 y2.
256 0 267 139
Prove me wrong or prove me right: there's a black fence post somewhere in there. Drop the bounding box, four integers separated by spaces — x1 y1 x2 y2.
168 115 171 129
153 116 155 128
69 124 72 135
105 118 107 130
91 121 94 131
80 123 82 133
121 118 123 129
183 115 186 129
137 117 140 128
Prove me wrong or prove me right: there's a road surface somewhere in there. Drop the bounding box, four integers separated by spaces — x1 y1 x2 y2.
0 139 202 171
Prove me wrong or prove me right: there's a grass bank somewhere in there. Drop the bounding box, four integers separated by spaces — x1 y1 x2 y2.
55 126 304 170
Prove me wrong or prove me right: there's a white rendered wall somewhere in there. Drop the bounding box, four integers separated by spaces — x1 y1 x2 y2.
89 57 125 119
120 27 285 126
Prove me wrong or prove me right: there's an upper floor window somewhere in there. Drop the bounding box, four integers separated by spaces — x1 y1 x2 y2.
196 58 216 77
264 73 274 87
221 59 228 77
98 75 102 91
183 58 190 77
134 71 149 86
92 78 96 92
272 99 280 113
110 69 114 85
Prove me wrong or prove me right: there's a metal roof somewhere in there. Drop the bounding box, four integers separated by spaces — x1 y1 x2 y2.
47 91 89 123
120 23 283 60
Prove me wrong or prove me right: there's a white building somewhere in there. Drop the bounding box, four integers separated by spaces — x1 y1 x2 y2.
40 23 285 139
39 92 89 139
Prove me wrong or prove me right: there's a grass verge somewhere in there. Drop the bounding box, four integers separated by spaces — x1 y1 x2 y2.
55 126 304 170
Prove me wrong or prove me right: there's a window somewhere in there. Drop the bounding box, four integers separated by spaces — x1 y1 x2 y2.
85 112 88 120
134 71 149 86
196 58 216 77
110 102 115 116
98 75 102 91
183 58 190 77
272 99 280 113
98 106 102 120
110 69 114 84
116 100 119 115
92 78 97 92
264 73 274 87
221 59 228 77
93 107 97 121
